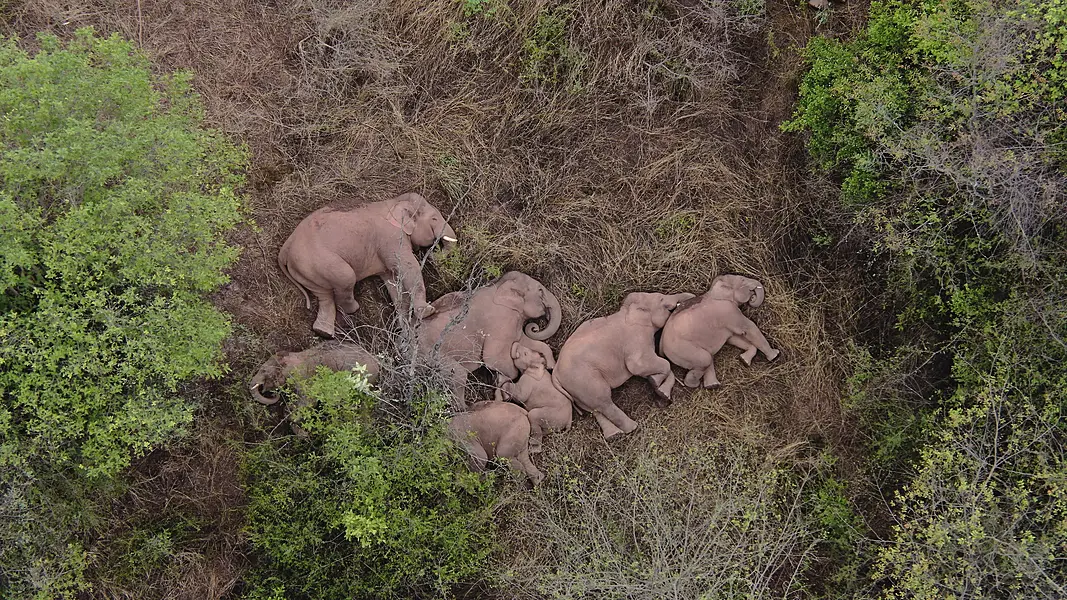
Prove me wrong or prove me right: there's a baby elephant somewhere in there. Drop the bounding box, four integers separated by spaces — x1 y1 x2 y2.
660 274 780 388
249 341 380 405
499 342 573 453
448 401 544 485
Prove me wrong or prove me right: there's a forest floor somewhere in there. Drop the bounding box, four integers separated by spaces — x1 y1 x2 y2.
7 0 873 597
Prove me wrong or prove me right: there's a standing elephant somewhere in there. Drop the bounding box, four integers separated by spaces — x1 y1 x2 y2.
278 192 457 338
500 342 573 453
660 274 780 389
249 341 381 405
419 271 561 406
552 292 695 439
448 401 544 484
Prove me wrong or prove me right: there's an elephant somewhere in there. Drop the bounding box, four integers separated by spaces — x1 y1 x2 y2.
249 341 380 437
660 274 780 389
419 271 561 407
499 342 573 453
448 401 544 484
249 341 381 405
552 292 695 439
278 192 457 338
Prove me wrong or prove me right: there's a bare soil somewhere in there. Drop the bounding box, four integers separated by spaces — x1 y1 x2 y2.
4 0 873 597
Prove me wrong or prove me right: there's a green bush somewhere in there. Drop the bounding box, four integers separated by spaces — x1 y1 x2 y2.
787 0 1067 596
0 28 245 597
241 367 495 599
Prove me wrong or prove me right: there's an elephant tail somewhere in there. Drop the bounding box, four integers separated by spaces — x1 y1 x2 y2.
278 239 312 310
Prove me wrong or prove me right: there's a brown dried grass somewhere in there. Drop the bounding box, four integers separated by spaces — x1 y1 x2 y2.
6 0 867 595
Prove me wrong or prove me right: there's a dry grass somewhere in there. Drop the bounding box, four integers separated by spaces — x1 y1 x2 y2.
4 0 870 596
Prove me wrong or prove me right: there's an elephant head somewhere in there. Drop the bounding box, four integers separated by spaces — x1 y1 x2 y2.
249 352 297 405
623 292 697 328
511 341 548 372
388 193 458 252
709 274 765 307
493 271 562 340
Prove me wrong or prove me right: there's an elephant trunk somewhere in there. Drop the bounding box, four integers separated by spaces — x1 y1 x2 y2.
525 287 562 341
438 223 458 254
749 281 765 308
250 381 279 405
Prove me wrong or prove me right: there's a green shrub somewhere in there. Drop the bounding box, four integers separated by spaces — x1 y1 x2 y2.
241 367 495 599
0 28 245 597
787 0 1067 596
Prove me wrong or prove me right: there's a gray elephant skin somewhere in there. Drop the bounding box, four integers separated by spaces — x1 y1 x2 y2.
448 401 544 484
500 342 572 453
552 292 695 439
660 274 780 388
278 192 457 338
249 341 381 405
419 271 561 406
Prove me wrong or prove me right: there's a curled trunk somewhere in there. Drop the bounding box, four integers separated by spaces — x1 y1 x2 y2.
525 287 562 340
749 281 765 308
250 382 279 405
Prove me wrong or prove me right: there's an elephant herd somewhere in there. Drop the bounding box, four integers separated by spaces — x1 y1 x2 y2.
251 193 780 484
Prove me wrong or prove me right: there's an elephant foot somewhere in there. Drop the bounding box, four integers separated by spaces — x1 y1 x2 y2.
312 321 336 339
766 348 781 362
683 370 703 388
338 298 360 314
416 304 436 319
654 380 674 401
529 440 543 454
740 350 756 366
703 380 722 389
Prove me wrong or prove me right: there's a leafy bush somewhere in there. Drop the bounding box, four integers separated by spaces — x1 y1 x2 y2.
241 367 495 599
787 0 1067 596
0 28 245 597
495 441 819 599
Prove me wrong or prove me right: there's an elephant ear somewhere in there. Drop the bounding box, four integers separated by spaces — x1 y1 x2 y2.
493 278 525 312
622 294 655 327
387 201 418 236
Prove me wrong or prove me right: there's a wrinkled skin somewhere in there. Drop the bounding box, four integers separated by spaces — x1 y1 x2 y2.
660 274 780 388
552 292 695 439
249 341 380 437
419 271 562 407
499 342 573 454
448 401 544 484
278 192 458 338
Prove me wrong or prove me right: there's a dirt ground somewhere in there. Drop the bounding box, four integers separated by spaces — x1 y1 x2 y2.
5 0 872 597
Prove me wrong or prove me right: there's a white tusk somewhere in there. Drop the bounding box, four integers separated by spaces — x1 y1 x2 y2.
441 236 457 243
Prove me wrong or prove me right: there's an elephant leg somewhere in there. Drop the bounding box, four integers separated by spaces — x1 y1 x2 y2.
391 250 433 317
734 317 779 362
626 352 677 401
526 408 548 453
701 360 721 388
598 402 639 437
379 272 400 306
440 358 470 410
666 341 715 388
312 292 338 338
514 449 544 485
592 411 624 439
728 334 758 366
463 441 489 473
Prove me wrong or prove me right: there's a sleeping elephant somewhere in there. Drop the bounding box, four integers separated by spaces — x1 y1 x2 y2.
552 292 695 439
499 342 573 453
660 274 780 388
419 271 561 407
278 192 457 338
249 341 381 405
448 401 544 484
249 341 381 437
